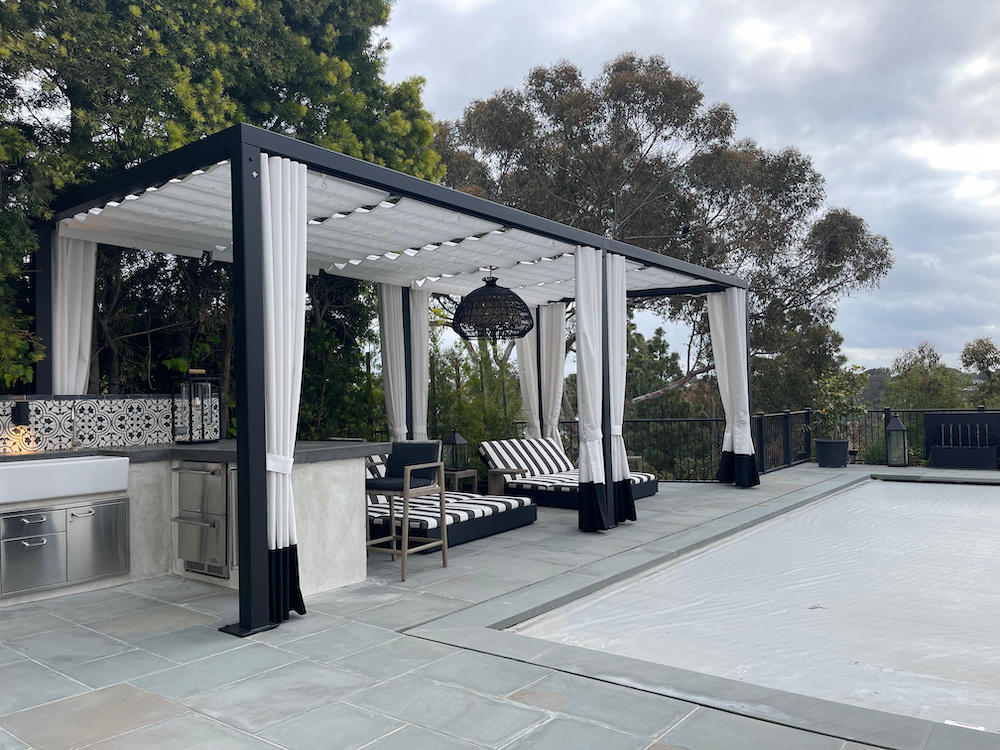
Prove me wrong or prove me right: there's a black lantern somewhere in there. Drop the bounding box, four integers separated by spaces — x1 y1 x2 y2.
442 427 470 471
451 270 533 342
885 416 908 467
173 369 221 444
11 400 30 427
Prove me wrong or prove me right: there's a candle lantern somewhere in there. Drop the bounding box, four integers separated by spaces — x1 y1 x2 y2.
442 427 470 471
173 369 221 443
885 416 908 467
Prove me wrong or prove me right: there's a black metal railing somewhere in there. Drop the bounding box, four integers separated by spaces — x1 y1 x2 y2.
513 410 811 481
374 407 1000 482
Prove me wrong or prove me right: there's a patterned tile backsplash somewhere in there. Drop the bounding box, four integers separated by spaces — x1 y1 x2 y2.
0 396 219 454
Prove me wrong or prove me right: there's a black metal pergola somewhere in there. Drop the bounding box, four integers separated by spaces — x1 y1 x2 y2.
36 123 747 635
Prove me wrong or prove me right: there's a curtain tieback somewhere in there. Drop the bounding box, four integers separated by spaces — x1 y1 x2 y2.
266 453 294 475
610 427 623 436
580 428 603 442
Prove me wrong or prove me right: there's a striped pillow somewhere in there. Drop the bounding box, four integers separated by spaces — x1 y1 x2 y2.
478 438 574 477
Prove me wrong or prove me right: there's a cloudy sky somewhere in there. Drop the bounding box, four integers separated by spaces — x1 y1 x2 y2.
383 0 1000 369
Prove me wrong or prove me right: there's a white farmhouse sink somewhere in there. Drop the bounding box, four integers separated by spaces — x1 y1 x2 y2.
0 455 129 505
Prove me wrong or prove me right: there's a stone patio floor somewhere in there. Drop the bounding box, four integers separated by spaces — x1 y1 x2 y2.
0 465 989 749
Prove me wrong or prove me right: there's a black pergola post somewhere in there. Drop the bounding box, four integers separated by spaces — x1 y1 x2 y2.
222 141 274 637
402 287 413 440
535 305 543 437
33 222 54 395
600 249 614 523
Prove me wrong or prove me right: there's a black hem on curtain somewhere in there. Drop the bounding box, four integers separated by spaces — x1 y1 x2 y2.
612 479 636 523
717 451 761 487
578 482 614 531
268 545 306 623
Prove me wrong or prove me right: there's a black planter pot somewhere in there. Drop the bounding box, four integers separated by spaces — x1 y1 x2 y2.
815 439 850 468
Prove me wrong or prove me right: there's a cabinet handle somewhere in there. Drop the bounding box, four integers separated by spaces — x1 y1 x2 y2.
170 516 217 529
70 510 95 518
20 515 47 525
21 538 47 548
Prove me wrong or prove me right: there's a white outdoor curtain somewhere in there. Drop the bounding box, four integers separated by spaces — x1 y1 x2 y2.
707 286 760 487
539 303 567 449
260 154 308 619
409 289 430 440
52 232 97 394
378 284 407 442
607 255 635 521
515 310 541 439
575 246 613 531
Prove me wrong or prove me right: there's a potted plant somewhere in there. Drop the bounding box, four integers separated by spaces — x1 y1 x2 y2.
810 365 867 468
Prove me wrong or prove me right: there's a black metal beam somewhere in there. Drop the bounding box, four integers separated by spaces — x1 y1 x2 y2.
535 306 543 438
221 141 274 638
402 287 413 440
52 126 241 221
600 250 614 524
33 223 54 394
626 283 729 299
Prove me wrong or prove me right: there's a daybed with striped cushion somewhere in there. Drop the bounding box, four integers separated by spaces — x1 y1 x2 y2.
478 437 657 510
367 491 536 547
366 455 536 547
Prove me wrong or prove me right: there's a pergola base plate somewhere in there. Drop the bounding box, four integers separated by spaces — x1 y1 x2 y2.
219 620 278 638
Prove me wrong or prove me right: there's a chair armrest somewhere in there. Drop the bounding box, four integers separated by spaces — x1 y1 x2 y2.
403 461 444 490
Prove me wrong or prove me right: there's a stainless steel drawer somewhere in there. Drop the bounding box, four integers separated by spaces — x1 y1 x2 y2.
1 509 66 540
67 501 128 582
174 462 226 515
1 533 67 595
174 512 226 568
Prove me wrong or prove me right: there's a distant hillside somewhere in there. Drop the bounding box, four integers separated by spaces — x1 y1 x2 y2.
864 368 890 407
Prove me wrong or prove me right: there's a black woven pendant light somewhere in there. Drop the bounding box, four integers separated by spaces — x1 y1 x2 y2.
451 271 534 341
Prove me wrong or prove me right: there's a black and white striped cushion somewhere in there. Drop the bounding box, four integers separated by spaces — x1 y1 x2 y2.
478 438 573 477
368 492 532 531
507 470 656 493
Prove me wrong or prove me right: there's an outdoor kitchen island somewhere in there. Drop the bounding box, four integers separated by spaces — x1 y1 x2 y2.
0 440 388 607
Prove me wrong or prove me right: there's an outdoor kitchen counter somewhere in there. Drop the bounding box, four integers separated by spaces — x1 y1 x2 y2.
0 440 390 464
0 440 387 605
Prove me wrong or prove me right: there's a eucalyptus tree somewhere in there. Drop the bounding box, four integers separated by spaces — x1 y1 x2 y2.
439 53 893 409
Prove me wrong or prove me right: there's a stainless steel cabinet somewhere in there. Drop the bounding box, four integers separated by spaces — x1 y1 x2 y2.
1 498 128 597
67 501 128 582
1 533 67 595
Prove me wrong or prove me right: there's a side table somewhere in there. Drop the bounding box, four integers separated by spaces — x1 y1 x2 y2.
444 468 478 492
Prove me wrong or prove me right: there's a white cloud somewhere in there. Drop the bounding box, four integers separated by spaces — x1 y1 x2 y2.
730 18 813 62
903 138 1000 174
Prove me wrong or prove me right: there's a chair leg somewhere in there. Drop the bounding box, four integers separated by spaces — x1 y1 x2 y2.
438 467 448 569
387 495 396 562
401 490 410 582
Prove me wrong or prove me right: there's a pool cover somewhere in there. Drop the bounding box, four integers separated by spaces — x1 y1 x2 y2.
515 480 1000 731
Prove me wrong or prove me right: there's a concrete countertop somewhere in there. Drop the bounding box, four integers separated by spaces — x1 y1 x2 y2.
0 440 391 465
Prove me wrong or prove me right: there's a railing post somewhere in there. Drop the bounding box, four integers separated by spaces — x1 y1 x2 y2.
804 409 812 458
782 410 792 467
755 415 766 473
883 407 891 428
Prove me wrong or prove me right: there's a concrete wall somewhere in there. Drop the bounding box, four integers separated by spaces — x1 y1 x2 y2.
293 457 367 596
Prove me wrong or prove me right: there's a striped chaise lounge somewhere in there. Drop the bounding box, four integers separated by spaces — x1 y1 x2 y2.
478 437 658 510
367 455 536 547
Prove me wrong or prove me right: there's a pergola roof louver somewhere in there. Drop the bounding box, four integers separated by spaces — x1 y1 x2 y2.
55 125 743 305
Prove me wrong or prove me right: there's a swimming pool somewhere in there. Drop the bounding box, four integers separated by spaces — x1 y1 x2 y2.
514 479 1000 732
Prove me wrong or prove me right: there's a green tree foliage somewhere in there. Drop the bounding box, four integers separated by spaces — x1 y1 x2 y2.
960 337 1000 407
1 0 442 444
625 325 691 419
810 365 867 440
862 367 890 408
883 342 966 409
752 311 846 412
438 54 893 409
427 328 521 460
